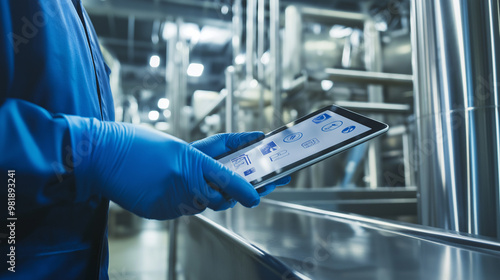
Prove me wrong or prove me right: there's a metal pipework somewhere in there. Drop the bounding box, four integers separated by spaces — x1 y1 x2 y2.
298 6 366 26
246 0 257 82
257 0 265 129
270 0 281 128
225 66 237 133
334 101 411 114
166 18 189 140
232 0 243 73
412 0 500 238
323 68 413 86
166 19 180 138
283 6 367 89
364 19 384 189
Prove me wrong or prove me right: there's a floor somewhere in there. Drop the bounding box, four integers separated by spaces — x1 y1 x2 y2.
108 217 169 280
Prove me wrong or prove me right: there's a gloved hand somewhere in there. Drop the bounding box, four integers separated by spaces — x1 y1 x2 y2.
191 132 291 197
64 116 263 220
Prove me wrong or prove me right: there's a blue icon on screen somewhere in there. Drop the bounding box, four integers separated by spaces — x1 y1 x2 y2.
259 141 279 155
321 121 343 132
231 154 252 170
269 150 290 162
301 138 320 149
312 113 332 124
342 126 356 133
243 167 256 176
283 132 303 143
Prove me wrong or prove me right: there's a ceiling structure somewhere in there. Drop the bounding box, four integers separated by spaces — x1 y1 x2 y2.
84 0 234 94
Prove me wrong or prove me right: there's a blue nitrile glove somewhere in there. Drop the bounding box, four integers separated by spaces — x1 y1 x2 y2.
191 132 291 198
64 116 262 220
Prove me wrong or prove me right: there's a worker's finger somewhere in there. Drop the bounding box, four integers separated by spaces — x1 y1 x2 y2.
191 134 229 157
202 183 238 211
226 131 265 150
200 155 260 208
191 131 265 158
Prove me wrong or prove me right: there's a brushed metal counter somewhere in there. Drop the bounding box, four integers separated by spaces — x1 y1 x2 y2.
171 197 500 280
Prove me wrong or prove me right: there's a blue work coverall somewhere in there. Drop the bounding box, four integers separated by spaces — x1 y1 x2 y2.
1 1 114 278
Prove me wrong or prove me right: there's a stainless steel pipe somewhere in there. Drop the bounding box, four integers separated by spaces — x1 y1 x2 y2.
246 0 256 81
225 66 237 133
270 0 281 128
324 68 413 86
334 101 411 114
412 0 500 238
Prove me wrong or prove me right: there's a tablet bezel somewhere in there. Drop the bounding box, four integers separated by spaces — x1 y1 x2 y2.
215 105 389 189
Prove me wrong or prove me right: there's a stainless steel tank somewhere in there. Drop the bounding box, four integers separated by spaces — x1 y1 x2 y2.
412 0 500 238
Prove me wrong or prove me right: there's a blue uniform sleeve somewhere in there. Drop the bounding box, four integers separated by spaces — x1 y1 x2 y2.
0 99 77 212
0 2 78 213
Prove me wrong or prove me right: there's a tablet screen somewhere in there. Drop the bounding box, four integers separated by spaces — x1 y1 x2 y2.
217 107 378 186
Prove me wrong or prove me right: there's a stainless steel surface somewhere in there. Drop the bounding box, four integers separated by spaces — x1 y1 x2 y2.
172 211 308 280
364 19 384 189
341 144 369 187
322 68 413 86
382 33 413 75
265 187 417 201
282 6 367 87
166 21 180 137
225 67 237 132
232 0 243 73
166 19 189 139
188 200 500 280
412 0 500 238
283 6 302 90
167 220 177 280
266 187 418 219
334 101 411 114
191 91 227 131
402 130 415 187
257 0 266 129
246 0 256 81
298 6 366 26
270 0 282 128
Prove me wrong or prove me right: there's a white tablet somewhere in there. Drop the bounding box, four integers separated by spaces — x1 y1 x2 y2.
216 105 389 189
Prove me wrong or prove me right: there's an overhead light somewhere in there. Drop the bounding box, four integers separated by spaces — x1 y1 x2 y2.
249 79 259 88
312 24 322 35
162 22 177 40
187 63 204 77
235 54 245 65
375 21 388 32
158 98 170 109
329 25 353 38
221 5 229 15
198 26 231 45
163 110 172 118
148 110 160 121
149 55 160 68
260 51 270 65
181 23 200 42
162 22 201 42
321 80 334 91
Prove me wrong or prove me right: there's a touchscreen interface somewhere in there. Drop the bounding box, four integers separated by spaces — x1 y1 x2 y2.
218 110 371 183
